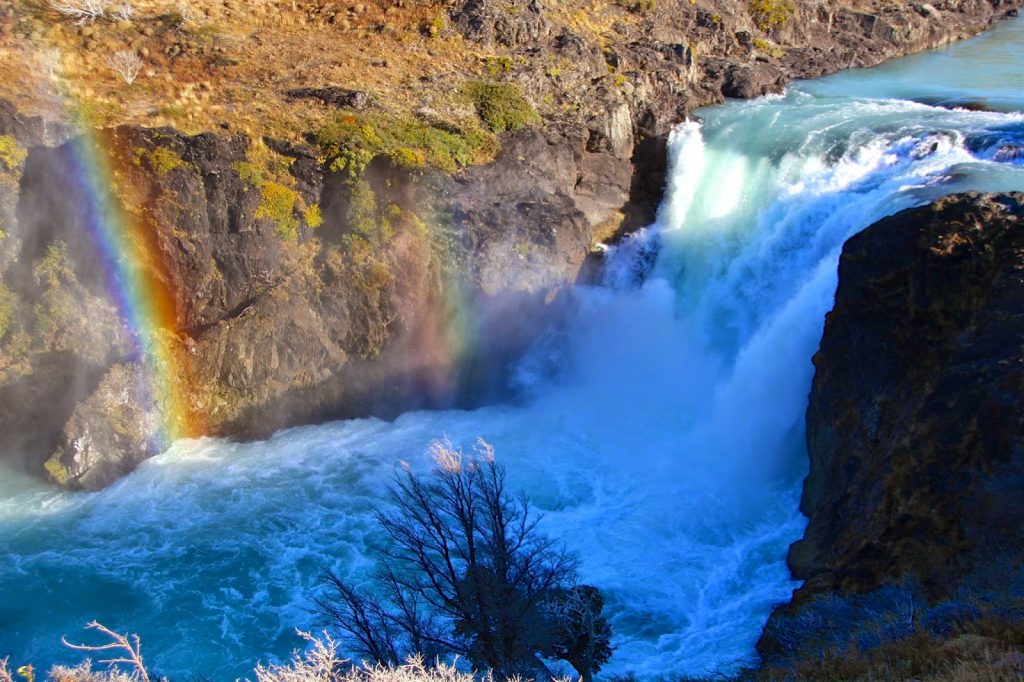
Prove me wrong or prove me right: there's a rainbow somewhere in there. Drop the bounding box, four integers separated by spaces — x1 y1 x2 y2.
61 121 200 449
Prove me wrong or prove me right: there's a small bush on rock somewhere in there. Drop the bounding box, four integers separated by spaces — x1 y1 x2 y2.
316 113 494 180
462 82 540 133
749 0 794 32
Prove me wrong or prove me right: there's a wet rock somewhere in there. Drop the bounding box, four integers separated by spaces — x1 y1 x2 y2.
44 362 163 490
994 144 1024 161
721 62 784 98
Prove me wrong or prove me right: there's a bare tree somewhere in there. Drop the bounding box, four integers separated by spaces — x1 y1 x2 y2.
106 51 143 85
48 0 114 23
318 438 612 680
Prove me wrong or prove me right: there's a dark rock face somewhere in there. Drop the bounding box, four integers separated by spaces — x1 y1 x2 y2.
721 62 784 99
450 0 552 47
759 192 1024 665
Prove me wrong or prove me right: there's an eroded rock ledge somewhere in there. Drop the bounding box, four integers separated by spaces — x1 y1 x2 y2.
759 192 1024 671
0 0 1021 489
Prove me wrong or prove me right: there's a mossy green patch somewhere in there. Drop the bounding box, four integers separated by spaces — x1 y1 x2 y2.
44 456 71 486
146 146 189 175
233 160 265 186
256 181 301 240
303 203 324 229
463 81 540 133
316 112 496 181
749 0 795 32
0 135 26 172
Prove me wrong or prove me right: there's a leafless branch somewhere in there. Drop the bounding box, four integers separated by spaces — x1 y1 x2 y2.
61 621 151 682
48 0 114 23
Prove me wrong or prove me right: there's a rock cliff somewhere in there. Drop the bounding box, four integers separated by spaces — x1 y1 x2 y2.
759 192 1024 671
0 0 1020 488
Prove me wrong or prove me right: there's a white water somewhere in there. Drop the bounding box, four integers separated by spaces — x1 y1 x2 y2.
2 17 1023 680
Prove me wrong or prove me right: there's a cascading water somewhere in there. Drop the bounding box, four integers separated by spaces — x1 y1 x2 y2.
2 16 1023 680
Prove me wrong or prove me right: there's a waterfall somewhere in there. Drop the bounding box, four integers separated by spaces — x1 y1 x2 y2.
1 16 1023 680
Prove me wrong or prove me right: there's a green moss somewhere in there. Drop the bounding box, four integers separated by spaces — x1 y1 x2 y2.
316 112 495 180
303 203 324 229
749 0 795 32
463 81 540 133
233 160 265 186
146 146 189 174
44 456 71 485
483 55 514 76
0 281 17 339
753 37 786 58
428 14 445 37
256 181 301 239
0 135 26 172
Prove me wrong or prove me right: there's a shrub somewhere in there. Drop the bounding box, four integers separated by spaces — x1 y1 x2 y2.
749 0 794 32
136 146 188 175
0 135 27 172
316 113 495 180
256 181 301 240
462 81 540 133
303 204 324 229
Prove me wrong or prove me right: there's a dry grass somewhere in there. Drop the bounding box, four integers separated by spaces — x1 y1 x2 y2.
253 631 497 682
3 619 1024 682
0 0 646 143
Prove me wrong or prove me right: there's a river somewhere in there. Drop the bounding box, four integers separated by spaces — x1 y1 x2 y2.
1 15 1023 680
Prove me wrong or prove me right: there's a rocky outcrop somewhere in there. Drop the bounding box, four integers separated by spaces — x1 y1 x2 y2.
1 0 1022 489
759 192 1024 667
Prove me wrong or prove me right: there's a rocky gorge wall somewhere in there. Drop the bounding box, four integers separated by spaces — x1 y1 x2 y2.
0 0 1021 489
758 192 1024 673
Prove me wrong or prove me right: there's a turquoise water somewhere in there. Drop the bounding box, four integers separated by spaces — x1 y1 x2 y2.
2 16 1023 680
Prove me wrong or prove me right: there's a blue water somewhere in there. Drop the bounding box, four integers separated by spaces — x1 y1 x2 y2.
2 16 1023 681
